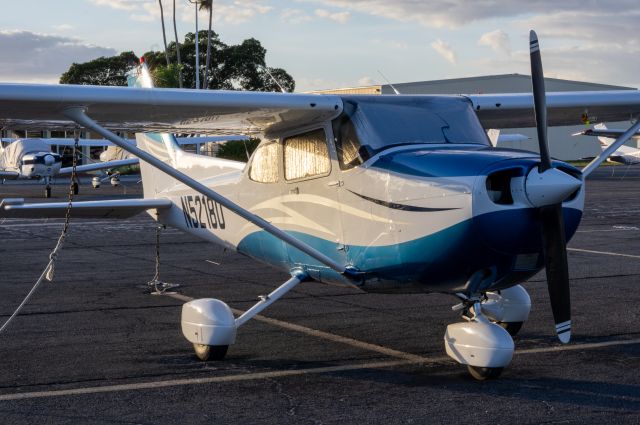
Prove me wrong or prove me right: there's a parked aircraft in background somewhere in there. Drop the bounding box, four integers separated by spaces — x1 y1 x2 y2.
0 135 249 195
0 138 138 197
576 123 640 165
1 31 640 380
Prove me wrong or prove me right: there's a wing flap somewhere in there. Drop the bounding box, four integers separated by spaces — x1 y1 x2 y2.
0 198 172 219
468 90 640 128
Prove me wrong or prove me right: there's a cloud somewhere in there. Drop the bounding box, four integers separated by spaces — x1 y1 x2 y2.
315 9 351 24
478 30 511 56
0 30 117 83
305 1 640 28
357 76 376 86
52 24 74 31
280 8 312 24
431 39 457 64
90 0 137 11
90 0 272 25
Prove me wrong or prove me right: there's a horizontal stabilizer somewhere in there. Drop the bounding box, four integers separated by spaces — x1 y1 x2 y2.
59 158 139 175
0 198 172 219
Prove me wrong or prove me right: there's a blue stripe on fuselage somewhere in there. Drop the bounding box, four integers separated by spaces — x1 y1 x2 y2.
237 207 582 293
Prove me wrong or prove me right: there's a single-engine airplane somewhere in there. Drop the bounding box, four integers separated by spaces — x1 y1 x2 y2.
1 31 640 380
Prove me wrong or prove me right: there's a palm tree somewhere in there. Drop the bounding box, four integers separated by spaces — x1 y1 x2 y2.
158 0 170 66
172 0 184 88
199 0 213 89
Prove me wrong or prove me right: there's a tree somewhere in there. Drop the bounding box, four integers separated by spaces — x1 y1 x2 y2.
60 51 138 85
200 0 213 89
158 0 170 66
144 31 295 92
59 33 295 93
216 139 259 162
172 0 184 88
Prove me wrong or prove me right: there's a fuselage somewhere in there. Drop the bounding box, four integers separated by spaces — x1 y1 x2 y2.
138 95 585 295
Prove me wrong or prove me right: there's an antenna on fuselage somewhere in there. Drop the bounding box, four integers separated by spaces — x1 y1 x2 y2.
377 70 401 95
262 66 287 93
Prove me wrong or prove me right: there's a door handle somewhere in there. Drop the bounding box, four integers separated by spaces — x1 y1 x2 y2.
327 180 343 187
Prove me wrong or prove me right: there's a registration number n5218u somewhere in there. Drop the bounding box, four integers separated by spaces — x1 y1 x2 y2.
180 195 226 230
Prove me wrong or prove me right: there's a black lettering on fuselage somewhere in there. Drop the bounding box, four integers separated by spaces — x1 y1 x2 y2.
180 195 227 231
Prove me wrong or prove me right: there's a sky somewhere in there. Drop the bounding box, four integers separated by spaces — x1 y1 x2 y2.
0 0 638 92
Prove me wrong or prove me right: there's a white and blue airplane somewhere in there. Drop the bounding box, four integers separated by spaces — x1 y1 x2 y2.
1 31 640 380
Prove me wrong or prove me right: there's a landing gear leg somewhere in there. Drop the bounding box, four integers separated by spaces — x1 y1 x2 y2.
480 285 531 337
44 177 52 198
445 295 514 380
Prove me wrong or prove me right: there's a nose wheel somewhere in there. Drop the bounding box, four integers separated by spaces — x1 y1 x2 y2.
44 185 51 198
467 365 504 381
193 344 228 361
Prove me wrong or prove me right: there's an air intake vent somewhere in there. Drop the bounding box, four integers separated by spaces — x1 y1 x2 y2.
486 169 519 205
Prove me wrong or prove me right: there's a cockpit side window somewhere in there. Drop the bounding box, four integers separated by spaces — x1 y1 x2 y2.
249 141 279 183
332 113 363 170
284 128 330 181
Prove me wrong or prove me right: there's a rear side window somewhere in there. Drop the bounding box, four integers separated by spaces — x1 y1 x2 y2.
284 128 330 181
249 142 279 183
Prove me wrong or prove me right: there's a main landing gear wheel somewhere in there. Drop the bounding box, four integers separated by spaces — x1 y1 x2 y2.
44 186 51 198
467 365 504 381
72 181 79 195
499 321 524 336
193 344 228 361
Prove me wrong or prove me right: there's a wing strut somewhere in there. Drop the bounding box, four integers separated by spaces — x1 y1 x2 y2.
582 117 640 177
62 107 354 277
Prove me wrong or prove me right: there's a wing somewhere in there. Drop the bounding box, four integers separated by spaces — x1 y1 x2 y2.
0 198 171 219
0 171 19 179
0 83 342 135
58 158 139 175
575 128 640 139
468 90 640 129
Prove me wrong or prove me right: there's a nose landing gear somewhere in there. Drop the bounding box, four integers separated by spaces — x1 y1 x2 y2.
445 285 531 380
445 298 514 380
43 176 52 198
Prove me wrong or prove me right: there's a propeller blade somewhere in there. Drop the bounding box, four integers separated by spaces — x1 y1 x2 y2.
530 30 552 172
540 203 572 343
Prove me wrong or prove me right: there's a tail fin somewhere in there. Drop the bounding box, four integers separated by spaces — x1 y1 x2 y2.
127 60 244 198
487 129 500 147
594 123 612 148
128 59 185 197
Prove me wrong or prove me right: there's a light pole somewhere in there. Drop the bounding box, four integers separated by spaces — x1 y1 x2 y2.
188 0 200 90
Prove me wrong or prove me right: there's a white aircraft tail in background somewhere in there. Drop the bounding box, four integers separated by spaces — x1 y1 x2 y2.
486 129 530 147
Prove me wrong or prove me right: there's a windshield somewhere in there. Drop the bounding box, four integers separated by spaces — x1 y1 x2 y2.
333 96 490 169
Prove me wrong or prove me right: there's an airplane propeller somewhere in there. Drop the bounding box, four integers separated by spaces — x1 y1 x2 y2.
529 30 580 343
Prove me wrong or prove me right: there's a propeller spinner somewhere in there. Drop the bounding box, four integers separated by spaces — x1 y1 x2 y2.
528 30 581 343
